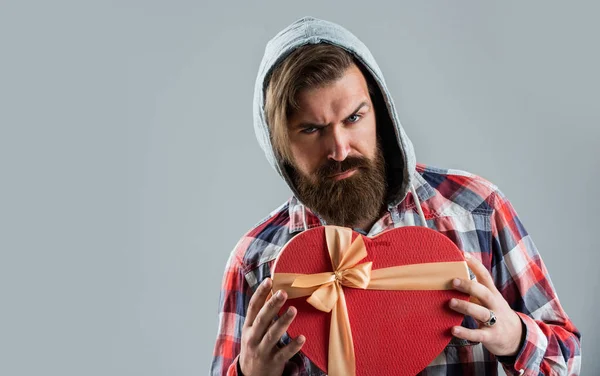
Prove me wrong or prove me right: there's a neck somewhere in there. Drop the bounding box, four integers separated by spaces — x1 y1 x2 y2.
352 216 379 233
347 205 386 233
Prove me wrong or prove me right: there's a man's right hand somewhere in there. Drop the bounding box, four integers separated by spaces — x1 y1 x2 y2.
239 277 306 376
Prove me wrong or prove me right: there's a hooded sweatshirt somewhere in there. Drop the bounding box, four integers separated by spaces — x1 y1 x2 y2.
211 16 581 376
253 16 417 212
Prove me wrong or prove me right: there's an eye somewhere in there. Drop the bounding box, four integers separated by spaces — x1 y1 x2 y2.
347 114 362 123
301 126 320 134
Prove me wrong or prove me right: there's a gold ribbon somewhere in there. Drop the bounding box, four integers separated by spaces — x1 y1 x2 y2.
272 226 470 376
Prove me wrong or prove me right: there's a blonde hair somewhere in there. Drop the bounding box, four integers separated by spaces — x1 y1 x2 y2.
264 43 357 163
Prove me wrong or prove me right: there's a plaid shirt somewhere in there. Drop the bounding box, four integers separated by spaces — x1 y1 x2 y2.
210 164 581 376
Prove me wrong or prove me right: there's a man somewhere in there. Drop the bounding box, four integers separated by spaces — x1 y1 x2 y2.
210 16 581 376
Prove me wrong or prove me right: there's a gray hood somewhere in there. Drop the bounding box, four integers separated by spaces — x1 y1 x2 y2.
253 16 417 208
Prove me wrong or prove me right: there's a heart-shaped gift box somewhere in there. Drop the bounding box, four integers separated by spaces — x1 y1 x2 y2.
272 225 470 376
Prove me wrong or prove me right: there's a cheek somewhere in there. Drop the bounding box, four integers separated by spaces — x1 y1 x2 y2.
290 143 322 175
354 120 378 157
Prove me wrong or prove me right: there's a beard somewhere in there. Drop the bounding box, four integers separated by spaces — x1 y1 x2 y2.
289 145 387 228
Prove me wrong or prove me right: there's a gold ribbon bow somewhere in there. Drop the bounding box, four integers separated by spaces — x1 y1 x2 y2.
272 226 469 376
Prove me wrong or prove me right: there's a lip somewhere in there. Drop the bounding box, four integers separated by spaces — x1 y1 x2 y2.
329 168 358 181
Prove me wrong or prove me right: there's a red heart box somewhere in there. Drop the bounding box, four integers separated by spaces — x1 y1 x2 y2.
272 226 469 376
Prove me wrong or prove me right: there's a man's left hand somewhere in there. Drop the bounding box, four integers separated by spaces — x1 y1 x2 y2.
449 253 523 357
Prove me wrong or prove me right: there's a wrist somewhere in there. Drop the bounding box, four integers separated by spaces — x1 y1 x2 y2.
497 314 527 362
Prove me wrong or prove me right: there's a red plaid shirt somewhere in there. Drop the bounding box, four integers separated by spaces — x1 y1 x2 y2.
210 164 581 376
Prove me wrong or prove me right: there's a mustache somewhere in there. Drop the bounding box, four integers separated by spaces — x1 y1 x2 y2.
315 156 370 179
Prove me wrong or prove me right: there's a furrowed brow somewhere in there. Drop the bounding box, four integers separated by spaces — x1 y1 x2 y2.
295 101 370 129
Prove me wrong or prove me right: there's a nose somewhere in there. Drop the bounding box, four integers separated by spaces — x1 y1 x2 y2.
326 125 350 162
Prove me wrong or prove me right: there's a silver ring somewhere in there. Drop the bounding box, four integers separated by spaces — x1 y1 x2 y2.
483 309 497 327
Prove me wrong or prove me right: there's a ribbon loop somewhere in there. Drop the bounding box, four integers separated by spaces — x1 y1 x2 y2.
306 283 338 313
339 261 372 289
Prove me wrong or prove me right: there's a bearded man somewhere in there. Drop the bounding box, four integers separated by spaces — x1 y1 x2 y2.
210 17 581 376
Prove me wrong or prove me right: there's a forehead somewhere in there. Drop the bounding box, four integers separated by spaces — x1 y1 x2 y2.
291 64 371 123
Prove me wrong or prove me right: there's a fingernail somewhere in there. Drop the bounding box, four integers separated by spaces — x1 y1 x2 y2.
450 298 457 307
453 327 460 335
464 253 471 260
453 278 461 287
275 290 282 299
298 335 306 344
286 307 296 316
263 278 272 287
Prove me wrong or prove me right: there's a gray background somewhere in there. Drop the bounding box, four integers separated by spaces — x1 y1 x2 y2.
1 1 597 375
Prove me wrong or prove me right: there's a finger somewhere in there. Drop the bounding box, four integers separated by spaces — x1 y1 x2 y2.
252 289 289 340
464 254 498 293
449 298 494 323
259 306 298 353
245 278 273 329
452 325 490 344
275 334 306 363
452 278 496 308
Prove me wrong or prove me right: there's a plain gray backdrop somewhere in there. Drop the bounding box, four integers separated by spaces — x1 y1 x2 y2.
1 1 597 375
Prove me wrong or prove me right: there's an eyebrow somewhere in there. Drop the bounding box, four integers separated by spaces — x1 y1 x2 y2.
295 101 370 129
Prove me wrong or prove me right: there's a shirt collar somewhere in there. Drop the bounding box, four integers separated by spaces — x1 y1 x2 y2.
407 170 436 204
288 196 322 234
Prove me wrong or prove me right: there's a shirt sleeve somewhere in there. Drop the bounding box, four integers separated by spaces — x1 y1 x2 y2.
210 240 251 376
490 189 581 376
